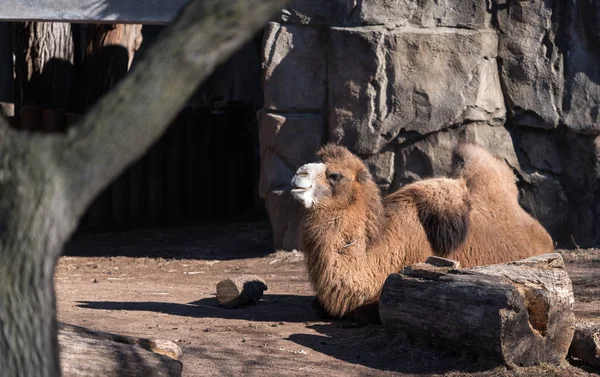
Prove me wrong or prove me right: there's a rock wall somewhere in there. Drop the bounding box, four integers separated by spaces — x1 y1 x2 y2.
258 0 600 250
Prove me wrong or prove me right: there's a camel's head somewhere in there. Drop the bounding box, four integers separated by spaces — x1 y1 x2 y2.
290 144 374 210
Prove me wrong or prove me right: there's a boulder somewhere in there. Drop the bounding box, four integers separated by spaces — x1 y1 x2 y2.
390 123 518 189
562 0 600 134
258 110 324 169
496 0 563 129
262 23 328 111
328 27 504 155
412 0 490 29
258 148 294 199
364 148 395 191
275 0 339 25
341 0 417 27
264 190 301 250
257 111 324 250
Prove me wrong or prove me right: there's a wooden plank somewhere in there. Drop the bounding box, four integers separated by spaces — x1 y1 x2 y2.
199 112 215 221
166 113 185 223
0 0 189 24
110 171 130 228
184 107 205 219
19 106 42 131
41 108 64 132
147 136 166 225
212 111 227 220
128 158 147 226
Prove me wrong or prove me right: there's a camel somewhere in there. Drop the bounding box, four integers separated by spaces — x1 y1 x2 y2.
290 143 554 321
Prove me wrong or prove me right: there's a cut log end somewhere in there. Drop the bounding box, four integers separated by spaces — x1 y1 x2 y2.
216 274 268 309
380 252 575 367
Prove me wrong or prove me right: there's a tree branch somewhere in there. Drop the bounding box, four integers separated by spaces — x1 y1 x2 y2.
57 0 287 219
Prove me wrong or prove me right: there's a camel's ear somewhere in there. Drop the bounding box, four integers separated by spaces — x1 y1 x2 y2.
357 168 372 184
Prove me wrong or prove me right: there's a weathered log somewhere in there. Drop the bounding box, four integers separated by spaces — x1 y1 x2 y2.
58 322 182 377
379 253 575 366
569 322 600 367
216 275 268 308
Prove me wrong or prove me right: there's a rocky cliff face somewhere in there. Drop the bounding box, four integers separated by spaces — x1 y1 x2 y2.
258 0 600 249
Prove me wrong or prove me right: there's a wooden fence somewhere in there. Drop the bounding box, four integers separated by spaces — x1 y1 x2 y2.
7 101 264 229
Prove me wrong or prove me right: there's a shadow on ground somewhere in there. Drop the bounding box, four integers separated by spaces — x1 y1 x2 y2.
77 295 500 374
288 323 501 375
65 221 275 260
77 294 320 322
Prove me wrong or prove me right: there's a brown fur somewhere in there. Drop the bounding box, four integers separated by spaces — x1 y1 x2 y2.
296 143 554 319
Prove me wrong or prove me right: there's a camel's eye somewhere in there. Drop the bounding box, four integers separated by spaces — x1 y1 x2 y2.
328 172 344 184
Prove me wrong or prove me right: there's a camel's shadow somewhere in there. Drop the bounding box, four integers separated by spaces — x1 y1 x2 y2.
288 323 501 374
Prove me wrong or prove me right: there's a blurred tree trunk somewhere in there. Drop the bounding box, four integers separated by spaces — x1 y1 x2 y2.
0 1 287 376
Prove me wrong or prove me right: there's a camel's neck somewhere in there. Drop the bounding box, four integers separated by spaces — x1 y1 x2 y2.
301 190 385 258
299 188 390 316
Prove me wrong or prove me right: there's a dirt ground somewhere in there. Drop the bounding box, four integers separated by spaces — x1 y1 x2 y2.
56 221 600 377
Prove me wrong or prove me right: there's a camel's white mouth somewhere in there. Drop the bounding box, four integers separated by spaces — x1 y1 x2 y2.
290 163 326 209
291 186 311 192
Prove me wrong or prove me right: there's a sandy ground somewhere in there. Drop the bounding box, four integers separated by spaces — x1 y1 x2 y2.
55 222 600 376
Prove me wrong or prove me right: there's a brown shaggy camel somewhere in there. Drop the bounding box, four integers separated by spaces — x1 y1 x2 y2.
290 143 554 321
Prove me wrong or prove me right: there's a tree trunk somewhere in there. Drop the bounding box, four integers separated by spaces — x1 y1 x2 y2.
0 1 288 376
58 323 182 377
79 24 143 109
379 253 576 367
14 22 75 112
0 22 14 116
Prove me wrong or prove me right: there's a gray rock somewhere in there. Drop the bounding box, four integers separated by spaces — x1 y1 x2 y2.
560 133 600 247
258 110 324 170
264 190 301 250
511 128 563 175
342 0 417 27
518 171 568 245
390 123 518 189
275 0 489 28
262 23 328 111
258 149 294 198
496 0 563 129
328 27 504 155
276 0 340 25
364 149 395 190
412 0 490 29
257 111 323 250
562 0 600 134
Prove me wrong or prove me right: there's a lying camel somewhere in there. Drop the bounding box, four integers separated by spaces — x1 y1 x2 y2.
290 143 554 320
